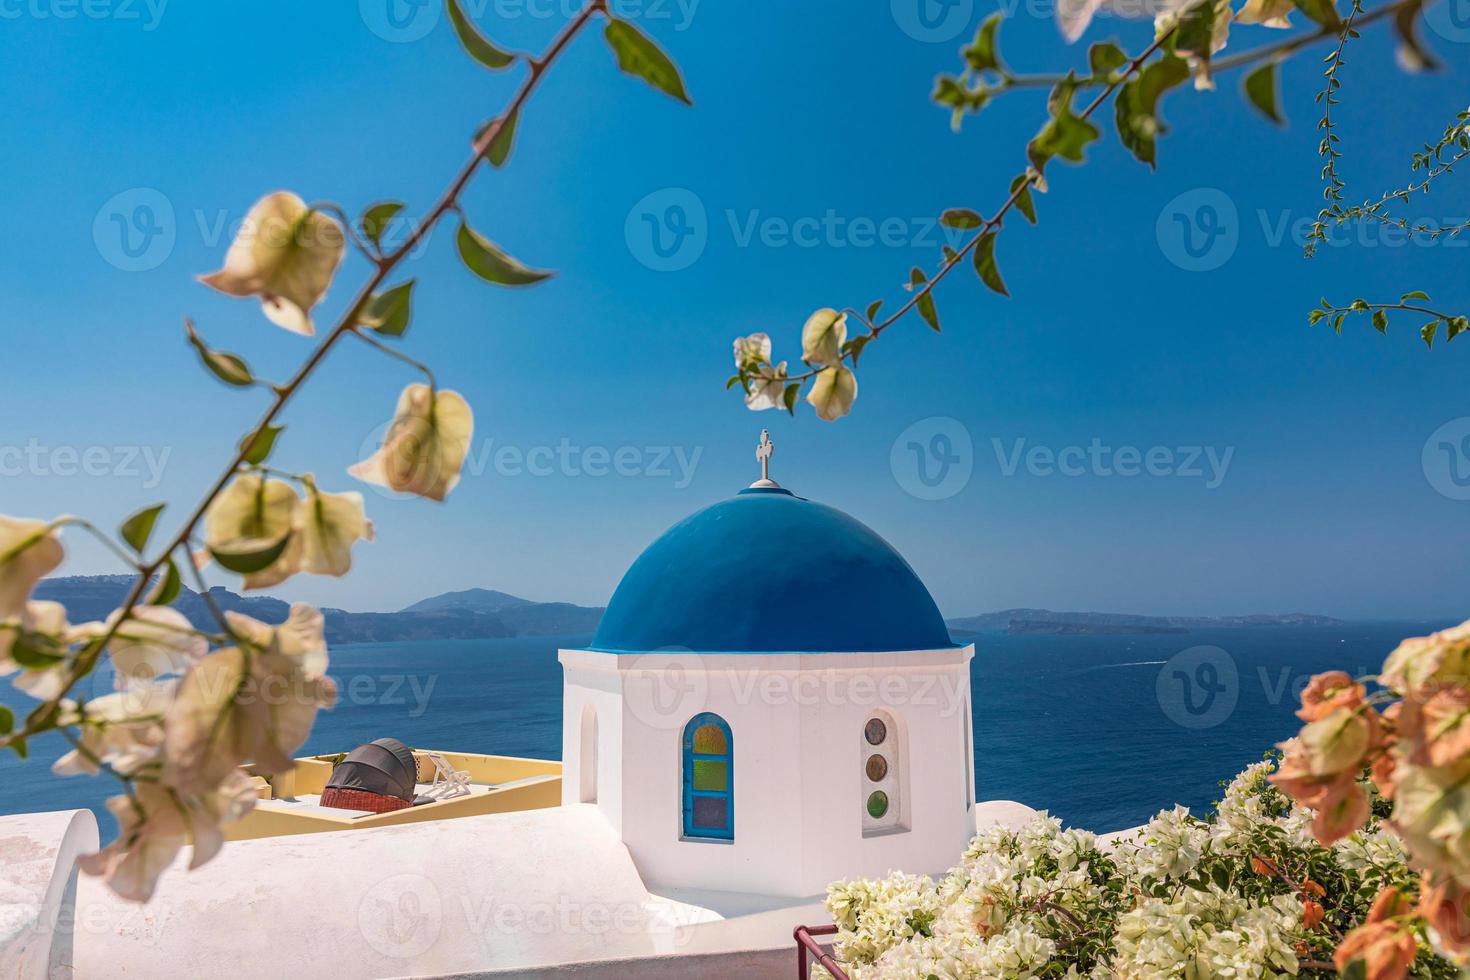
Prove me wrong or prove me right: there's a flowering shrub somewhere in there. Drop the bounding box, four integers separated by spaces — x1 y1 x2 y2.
818 757 1456 978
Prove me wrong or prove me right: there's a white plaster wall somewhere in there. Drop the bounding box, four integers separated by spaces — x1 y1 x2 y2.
559 656 626 836
560 647 975 899
0 808 99 979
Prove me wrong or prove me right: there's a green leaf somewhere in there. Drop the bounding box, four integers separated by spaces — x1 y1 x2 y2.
1028 78 1101 178
0 705 12 736
1114 55 1189 168
360 280 415 337
456 223 554 287
1088 41 1127 78
1450 317 1469 342
603 19 692 106
185 320 254 388
148 558 182 607
910 268 940 333
940 208 983 230
1307 309 1326 324
844 334 872 367
1010 175 1037 224
1394 0 1440 71
359 202 404 250
11 634 64 670
963 14 1005 74
239 425 285 466
1422 320 1439 349
1401 290 1431 302
8 737 26 760
783 383 801 415
865 300 883 323
1290 0 1341 28
484 111 519 168
446 0 515 70
1243 62 1285 126
1371 309 1388 333
973 233 1009 297
120 504 165 554
725 374 742 391
211 534 293 575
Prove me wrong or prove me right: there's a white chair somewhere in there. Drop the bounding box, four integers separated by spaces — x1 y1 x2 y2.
417 752 472 802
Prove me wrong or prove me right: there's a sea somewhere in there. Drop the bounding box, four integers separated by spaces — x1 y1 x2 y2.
0 621 1447 836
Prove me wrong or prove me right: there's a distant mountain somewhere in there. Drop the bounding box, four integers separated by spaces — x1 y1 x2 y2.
946 608 1344 635
400 588 535 614
35 577 604 645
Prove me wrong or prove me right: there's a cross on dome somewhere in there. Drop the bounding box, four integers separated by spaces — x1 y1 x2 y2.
751 429 780 489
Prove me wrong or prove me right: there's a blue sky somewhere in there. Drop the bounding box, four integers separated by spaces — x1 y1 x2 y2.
2 0 1468 620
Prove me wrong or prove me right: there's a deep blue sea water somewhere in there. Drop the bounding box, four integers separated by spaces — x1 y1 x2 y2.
0 622 1448 835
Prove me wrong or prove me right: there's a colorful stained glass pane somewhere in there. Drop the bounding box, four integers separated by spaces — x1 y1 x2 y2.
865 754 888 782
864 718 887 746
693 724 728 755
866 791 889 819
692 795 729 830
693 760 728 792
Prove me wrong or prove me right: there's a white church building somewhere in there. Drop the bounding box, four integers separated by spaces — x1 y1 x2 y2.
0 436 1042 979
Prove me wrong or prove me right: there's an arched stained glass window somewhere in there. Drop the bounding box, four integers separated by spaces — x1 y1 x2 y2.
682 713 733 840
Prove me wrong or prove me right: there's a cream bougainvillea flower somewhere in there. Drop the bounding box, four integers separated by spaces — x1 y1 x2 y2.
295 481 373 578
732 332 772 372
745 362 789 412
53 680 175 778
204 473 301 590
163 643 335 796
0 599 69 676
801 309 847 368
198 191 346 336
107 607 208 687
225 603 330 681
79 772 258 901
0 516 63 618
807 365 858 422
349 385 474 502
1235 0 1293 28
1055 0 1191 42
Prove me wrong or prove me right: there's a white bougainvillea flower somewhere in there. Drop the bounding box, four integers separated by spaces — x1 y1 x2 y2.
204 473 302 590
349 385 474 502
1056 0 1190 42
199 192 346 336
225 603 330 681
745 362 789 412
107 607 208 688
1234 0 1293 27
1158 0 1232 89
295 481 373 578
807 365 858 422
163 644 335 796
0 600 69 676
79 772 258 901
801 309 848 368
733 332 772 372
53 680 174 778
0 517 63 619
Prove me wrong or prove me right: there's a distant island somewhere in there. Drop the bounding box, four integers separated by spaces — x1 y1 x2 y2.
947 608 1344 637
34 580 1345 646
34 578 605 646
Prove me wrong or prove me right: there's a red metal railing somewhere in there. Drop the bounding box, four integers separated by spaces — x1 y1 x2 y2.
794 924 847 980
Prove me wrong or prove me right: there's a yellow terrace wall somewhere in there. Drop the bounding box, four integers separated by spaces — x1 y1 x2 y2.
227 751 562 842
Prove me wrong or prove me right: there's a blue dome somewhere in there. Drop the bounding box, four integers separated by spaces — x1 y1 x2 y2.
591 487 955 654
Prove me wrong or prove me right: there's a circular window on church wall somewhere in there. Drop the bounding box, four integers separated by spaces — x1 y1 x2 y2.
865 754 888 782
866 791 889 819
864 718 887 746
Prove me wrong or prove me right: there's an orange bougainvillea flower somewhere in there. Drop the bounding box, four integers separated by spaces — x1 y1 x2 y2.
1334 888 1419 980
1302 879 1326 898
1398 683 1470 769
1299 671 1367 722
1418 873 1470 954
1303 899 1326 930
1311 778 1370 846
1251 855 1275 876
